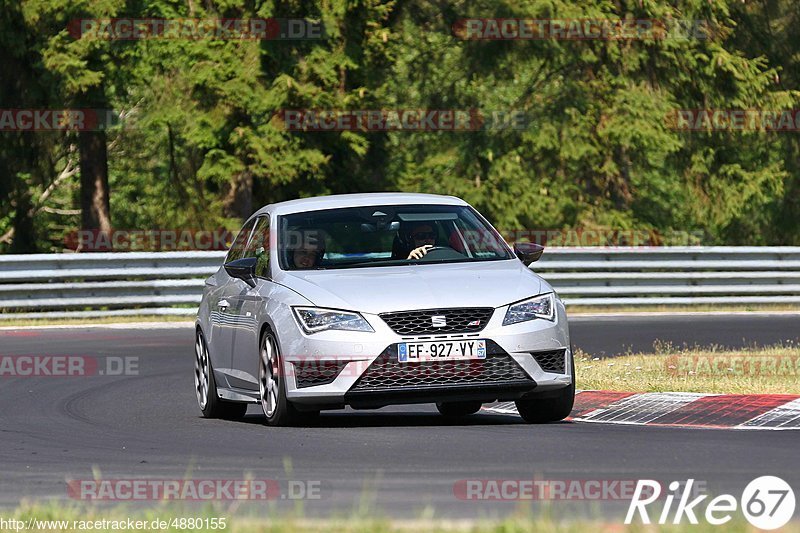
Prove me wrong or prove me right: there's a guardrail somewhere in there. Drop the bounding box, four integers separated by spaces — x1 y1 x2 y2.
1 247 799 318
536 247 800 307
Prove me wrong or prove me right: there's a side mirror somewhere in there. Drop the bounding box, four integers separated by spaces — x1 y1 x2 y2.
224 257 258 288
514 242 544 266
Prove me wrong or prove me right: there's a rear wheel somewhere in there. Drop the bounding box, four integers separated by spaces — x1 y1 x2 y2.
436 401 482 417
515 349 575 423
194 330 248 420
259 329 318 426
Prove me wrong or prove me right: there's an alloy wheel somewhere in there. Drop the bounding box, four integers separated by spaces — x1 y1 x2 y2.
194 332 209 409
259 334 280 417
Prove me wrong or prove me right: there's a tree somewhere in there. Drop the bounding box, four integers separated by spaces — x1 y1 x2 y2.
1 0 799 252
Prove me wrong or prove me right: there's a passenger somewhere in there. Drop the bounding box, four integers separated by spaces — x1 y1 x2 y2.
290 230 326 268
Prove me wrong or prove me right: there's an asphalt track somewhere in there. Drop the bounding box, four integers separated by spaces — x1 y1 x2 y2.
0 315 798 520
569 313 800 356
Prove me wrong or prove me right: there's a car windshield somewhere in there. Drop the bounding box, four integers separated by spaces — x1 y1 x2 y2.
278 204 513 270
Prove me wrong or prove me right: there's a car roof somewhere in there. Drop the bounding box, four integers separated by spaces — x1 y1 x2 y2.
252 192 469 217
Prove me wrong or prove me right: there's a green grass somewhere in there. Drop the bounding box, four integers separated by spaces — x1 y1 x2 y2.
4 502 797 532
576 342 800 394
0 315 193 328
1 303 798 328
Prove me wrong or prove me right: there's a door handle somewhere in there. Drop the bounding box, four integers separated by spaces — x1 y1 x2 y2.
218 299 230 310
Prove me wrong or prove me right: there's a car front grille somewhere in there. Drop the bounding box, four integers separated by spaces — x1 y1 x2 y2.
350 342 533 393
379 307 494 336
532 349 566 374
293 360 349 388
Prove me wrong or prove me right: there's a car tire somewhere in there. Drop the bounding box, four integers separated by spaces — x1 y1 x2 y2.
515 349 575 424
259 328 318 427
195 329 248 420
436 401 482 417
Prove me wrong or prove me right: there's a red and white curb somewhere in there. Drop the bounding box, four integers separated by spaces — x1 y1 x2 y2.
483 391 800 430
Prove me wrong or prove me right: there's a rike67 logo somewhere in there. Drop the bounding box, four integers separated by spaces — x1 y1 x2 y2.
626 476 796 529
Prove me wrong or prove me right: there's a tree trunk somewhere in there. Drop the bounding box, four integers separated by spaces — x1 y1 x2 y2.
223 170 253 221
78 130 111 239
9 190 36 253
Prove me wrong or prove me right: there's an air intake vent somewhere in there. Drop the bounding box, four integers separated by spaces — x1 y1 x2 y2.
294 360 349 388
532 349 566 374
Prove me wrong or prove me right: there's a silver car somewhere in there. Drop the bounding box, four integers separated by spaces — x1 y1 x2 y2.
194 193 574 425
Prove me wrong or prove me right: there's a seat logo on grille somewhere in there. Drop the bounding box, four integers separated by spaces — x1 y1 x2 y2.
431 315 447 327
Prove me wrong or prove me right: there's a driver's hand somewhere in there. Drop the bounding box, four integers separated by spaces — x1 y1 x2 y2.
407 245 432 260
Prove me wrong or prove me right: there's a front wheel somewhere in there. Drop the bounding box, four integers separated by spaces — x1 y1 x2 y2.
515 350 575 423
194 330 247 420
259 329 318 426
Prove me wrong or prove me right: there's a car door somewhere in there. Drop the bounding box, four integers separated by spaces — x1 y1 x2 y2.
228 214 272 391
208 217 257 384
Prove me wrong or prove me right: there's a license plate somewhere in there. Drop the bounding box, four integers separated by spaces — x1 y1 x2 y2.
398 340 487 363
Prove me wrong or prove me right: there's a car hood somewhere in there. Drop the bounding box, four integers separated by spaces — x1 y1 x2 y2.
274 260 544 314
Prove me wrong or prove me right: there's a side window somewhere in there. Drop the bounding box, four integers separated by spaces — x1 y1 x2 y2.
244 215 270 278
225 218 257 263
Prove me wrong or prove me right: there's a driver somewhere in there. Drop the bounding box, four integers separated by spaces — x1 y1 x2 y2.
405 222 438 259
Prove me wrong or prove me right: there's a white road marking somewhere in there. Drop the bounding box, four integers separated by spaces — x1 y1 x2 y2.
0 322 194 331
739 398 800 429
576 392 712 424
483 392 800 430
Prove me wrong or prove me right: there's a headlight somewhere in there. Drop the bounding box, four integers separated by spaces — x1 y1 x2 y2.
503 293 555 325
292 307 374 334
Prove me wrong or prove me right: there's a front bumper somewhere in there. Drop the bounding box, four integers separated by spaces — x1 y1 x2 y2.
281 299 572 407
